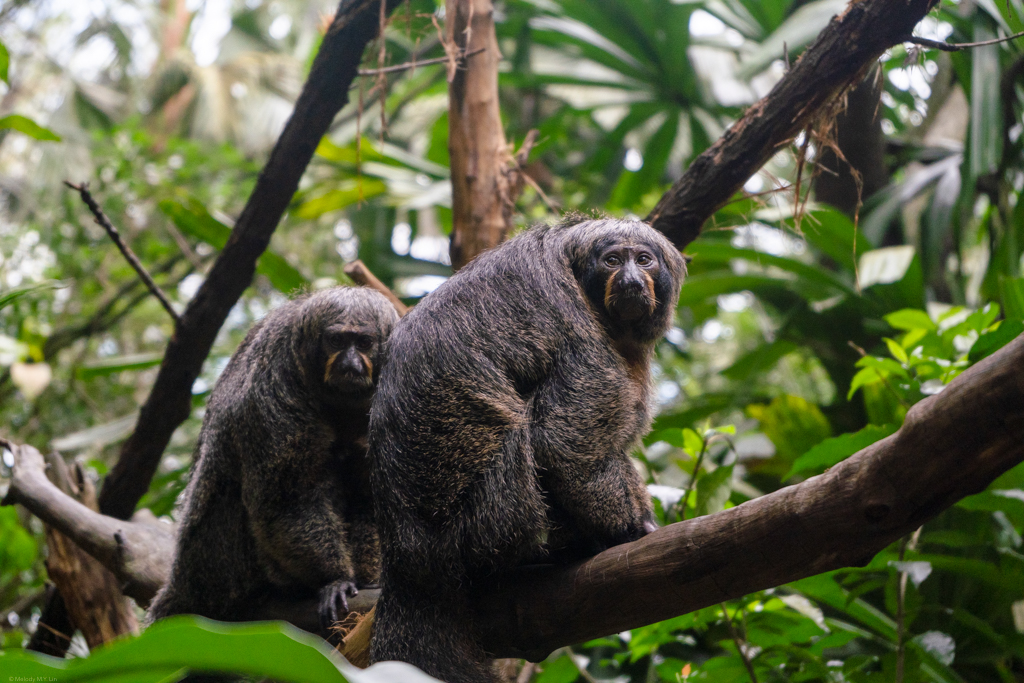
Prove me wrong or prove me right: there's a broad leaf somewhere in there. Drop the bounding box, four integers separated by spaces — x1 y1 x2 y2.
0 114 61 141
159 200 307 294
0 616 443 683
786 424 898 480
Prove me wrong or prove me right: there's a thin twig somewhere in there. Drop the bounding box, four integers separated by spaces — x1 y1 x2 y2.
678 433 734 520
721 602 758 683
563 647 600 683
343 259 408 316
162 220 204 270
905 30 1024 52
357 46 485 76
515 662 537 683
894 527 922 683
679 440 708 522
65 182 181 324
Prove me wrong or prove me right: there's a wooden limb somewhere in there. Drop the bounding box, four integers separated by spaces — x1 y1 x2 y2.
0 435 378 628
1 439 175 607
446 0 516 271
64 182 181 324
473 333 1024 659
97 0 403 523
5 334 1023 664
343 260 409 316
647 0 941 249
339 605 375 667
37 451 139 649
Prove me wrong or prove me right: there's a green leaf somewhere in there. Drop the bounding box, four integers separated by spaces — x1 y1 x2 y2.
1000 276 1024 320
676 273 792 307
0 507 38 574
293 179 388 219
159 200 307 294
721 340 798 380
0 280 64 310
746 395 831 466
786 424 898 480
647 393 734 438
695 464 733 517
535 655 580 683
688 242 856 298
847 366 883 400
884 308 936 332
969 20 1001 182
0 40 8 84
682 428 704 457
737 0 847 77
855 355 910 380
50 412 139 452
76 353 164 380
0 114 61 141
608 110 679 210
883 338 908 364
922 160 961 282
857 245 915 289
968 318 1024 364
0 616 364 683
801 207 869 273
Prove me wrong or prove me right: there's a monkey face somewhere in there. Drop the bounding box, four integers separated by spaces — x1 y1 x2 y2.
292 287 398 404
576 231 682 342
321 323 379 397
595 244 660 323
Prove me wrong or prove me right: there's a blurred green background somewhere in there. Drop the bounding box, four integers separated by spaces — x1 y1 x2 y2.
1 0 1023 680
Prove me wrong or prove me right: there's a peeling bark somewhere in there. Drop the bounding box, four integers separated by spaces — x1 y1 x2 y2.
647 0 940 249
446 0 515 271
37 453 138 650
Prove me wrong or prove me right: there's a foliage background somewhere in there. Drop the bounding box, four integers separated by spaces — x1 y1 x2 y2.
1 0 1023 680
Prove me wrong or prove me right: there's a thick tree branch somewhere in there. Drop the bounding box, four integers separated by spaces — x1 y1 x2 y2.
6 335 1022 661
97 0 402 522
647 0 940 249
474 333 1024 659
1 440 175 607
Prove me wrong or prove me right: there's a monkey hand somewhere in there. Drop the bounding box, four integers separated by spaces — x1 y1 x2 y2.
318 578 359 630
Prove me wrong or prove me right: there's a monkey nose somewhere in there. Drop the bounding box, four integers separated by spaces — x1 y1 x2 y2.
339 357 368 376
621 277 645 292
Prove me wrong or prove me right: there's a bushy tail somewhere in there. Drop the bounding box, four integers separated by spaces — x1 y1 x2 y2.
145 582 196 626
370 585 495 683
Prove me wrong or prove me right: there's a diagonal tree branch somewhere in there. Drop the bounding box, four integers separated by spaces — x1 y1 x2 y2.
96 0 402 521
647 0 940 249
474 332 1024 658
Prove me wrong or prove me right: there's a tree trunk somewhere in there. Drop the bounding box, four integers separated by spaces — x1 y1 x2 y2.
37 453 138 652
446 0 515 271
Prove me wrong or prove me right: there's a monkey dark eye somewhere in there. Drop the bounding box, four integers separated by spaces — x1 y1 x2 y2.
355 336 374 352
325 332 346 350
604 254 622 267
636 253 654 267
